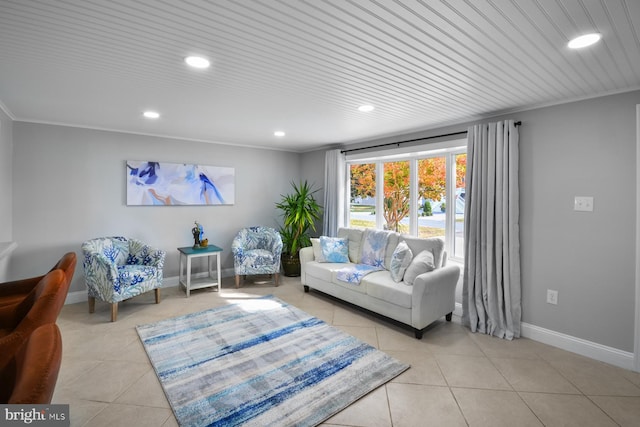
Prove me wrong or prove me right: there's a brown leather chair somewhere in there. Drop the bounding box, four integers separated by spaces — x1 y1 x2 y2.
0 252 75 333
0 252 77 308
0 270 68 402
0 277 47 332
2 323 62 404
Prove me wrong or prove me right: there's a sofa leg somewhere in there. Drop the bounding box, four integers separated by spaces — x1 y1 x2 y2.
303 285 309 293
445 312 452 321
155 288 161 304
235 275 240 288
274 273 279 287
88 296 95 313
111 303 118 322
414 328 423 340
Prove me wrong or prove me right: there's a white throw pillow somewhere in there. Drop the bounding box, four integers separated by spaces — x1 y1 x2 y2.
403 250 435 285
310 238 326 262
389 241 413 282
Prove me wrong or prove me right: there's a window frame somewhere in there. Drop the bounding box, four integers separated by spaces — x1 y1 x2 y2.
345 139 466 263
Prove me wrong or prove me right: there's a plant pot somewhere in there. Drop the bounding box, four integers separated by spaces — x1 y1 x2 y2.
281 253 301 277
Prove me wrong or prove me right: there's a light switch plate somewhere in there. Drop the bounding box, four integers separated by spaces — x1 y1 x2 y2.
574 196 594 212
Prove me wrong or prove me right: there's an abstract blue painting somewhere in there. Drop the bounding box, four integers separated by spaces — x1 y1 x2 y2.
126 161 235 206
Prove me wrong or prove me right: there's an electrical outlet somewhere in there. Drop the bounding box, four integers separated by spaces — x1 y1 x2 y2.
574 196 594 212
547 289 558 305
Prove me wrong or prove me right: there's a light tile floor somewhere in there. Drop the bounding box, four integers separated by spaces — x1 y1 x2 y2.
53 276 640 427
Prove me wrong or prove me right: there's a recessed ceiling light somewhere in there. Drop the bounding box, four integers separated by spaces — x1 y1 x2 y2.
568 33 601 49
143 111 160 119
274 131 286 137
358 105 375 112
184 56 210 69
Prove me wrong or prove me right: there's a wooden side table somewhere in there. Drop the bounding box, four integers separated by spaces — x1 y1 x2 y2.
177 245 223 297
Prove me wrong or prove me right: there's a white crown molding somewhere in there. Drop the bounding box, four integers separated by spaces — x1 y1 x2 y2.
330 86 640 155
6 86 640 155
12 118 301 153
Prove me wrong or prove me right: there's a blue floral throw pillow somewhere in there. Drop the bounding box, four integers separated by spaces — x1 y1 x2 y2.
320 236 349 263
360 229 389 268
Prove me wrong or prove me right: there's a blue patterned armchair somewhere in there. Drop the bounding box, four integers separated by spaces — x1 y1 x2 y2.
81 236 166 322
232 226 282 288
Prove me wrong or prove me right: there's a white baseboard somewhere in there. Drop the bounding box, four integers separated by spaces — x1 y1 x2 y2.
64 289 89 305
521 322 635 371
453 303 635 371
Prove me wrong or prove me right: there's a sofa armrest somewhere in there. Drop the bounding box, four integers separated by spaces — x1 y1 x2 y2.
82 253 119 301
410 264 460 329
270 235 283 257
299 246 315 285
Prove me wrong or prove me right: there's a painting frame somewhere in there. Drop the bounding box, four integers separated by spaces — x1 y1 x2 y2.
126 161 235 206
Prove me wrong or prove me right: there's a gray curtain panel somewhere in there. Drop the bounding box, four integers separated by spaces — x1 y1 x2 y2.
462 120 521 339
323 149 346 237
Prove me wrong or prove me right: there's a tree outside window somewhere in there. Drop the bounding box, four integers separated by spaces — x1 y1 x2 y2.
348 146 466 260
383 161 409 232
349 163 376 229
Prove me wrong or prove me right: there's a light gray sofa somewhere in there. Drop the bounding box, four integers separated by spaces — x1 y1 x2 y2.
300 227 460 339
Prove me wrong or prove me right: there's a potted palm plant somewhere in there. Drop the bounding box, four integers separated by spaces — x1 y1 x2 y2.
275 181 322 276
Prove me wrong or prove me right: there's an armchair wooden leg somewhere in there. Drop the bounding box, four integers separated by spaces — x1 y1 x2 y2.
274 273 279 287
111 303 118 322
88 296 95 313
155 288 161 304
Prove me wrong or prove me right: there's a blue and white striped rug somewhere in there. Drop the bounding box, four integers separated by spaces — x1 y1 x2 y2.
136 295 409 427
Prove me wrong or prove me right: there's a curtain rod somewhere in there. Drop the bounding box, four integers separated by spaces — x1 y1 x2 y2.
341 121 521 154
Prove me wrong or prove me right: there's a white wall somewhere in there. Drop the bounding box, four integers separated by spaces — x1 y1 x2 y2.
0 109 14 281
0 108 12 242
299 148 327 236
517 92 636 353
301 90 640 354
11 123 301 294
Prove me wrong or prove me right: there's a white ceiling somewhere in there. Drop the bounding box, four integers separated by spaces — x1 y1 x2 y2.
1 0 639 152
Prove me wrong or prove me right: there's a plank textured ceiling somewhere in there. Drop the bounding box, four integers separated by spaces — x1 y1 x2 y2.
1 0 639 152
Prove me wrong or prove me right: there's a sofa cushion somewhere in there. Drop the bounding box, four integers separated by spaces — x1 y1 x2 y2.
305 261 344 283
116 265 159 289
401 236 444 268
389 241 413 282
238 249 277 273
310 238 326 262
337 228 364 263
320 237 349 263
403 250 436 286
363 271 412 309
